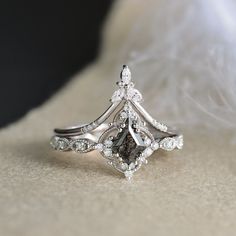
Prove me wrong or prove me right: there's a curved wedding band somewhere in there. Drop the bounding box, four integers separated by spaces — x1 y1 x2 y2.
50 65 183 179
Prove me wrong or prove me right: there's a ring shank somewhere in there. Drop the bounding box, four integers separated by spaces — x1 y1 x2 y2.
53 100 182 146
55 102 120 136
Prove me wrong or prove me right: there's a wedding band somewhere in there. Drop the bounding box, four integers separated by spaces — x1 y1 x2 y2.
50 65 183 179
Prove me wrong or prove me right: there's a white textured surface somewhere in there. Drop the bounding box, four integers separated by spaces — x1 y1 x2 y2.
0 0 236 235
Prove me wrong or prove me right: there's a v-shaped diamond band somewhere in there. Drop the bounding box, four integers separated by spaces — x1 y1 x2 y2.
50 65 183 179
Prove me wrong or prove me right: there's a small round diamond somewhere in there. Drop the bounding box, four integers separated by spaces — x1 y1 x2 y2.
151 141 159 150
120 163 128 171
51 137 69 151
123 103 130 111
111 89 124 102
129 162 136 170
103 149 112 157
158 124 168 132
124 171 133 180
95 143 104 151
50 136 59 149
58 140 68 150
153 121 168 132
71 140 88 152
120 111 128 120
126 108 137 119
138 155 146 162
104 140 113 148
126 88 142 102
142 147 154 158
144 137 152 146
160 138 176 151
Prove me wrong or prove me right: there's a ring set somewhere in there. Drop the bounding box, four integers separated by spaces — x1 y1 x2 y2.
50 65 183 179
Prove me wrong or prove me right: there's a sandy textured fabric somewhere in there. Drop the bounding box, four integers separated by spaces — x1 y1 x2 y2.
1 1 236 236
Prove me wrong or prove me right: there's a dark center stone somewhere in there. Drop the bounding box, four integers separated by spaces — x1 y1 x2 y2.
112 118 146 164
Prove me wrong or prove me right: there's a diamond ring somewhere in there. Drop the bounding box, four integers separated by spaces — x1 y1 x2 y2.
50 65 183 179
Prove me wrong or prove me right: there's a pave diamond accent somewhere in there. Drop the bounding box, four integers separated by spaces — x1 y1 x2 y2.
152 120 168 132
144 137 152 146
95 143 104 151
71 140 89 152
151 141 159 150
124 170 133 180
50 136 59 149
103 148 113 157
142 147 154 158
126 88 142 102
104 139 113 148
111 88 125 102
50 136 69 151
120 163 128 171
160 137 176 151
119 111 128 120
51 137 95 153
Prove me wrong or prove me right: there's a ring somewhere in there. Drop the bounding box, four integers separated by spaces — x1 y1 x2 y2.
50 65 183 179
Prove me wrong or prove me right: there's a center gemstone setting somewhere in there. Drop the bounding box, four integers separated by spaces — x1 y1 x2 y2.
112 118 146 165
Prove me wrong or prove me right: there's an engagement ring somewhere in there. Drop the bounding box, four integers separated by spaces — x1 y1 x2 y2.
50 65 183 179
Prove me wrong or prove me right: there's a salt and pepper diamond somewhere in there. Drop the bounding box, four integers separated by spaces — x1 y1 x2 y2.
112 118 146 165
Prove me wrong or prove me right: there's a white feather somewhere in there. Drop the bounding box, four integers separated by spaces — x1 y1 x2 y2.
101 0 236 133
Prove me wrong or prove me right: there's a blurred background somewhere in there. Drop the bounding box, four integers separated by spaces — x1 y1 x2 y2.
0 0 113 127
